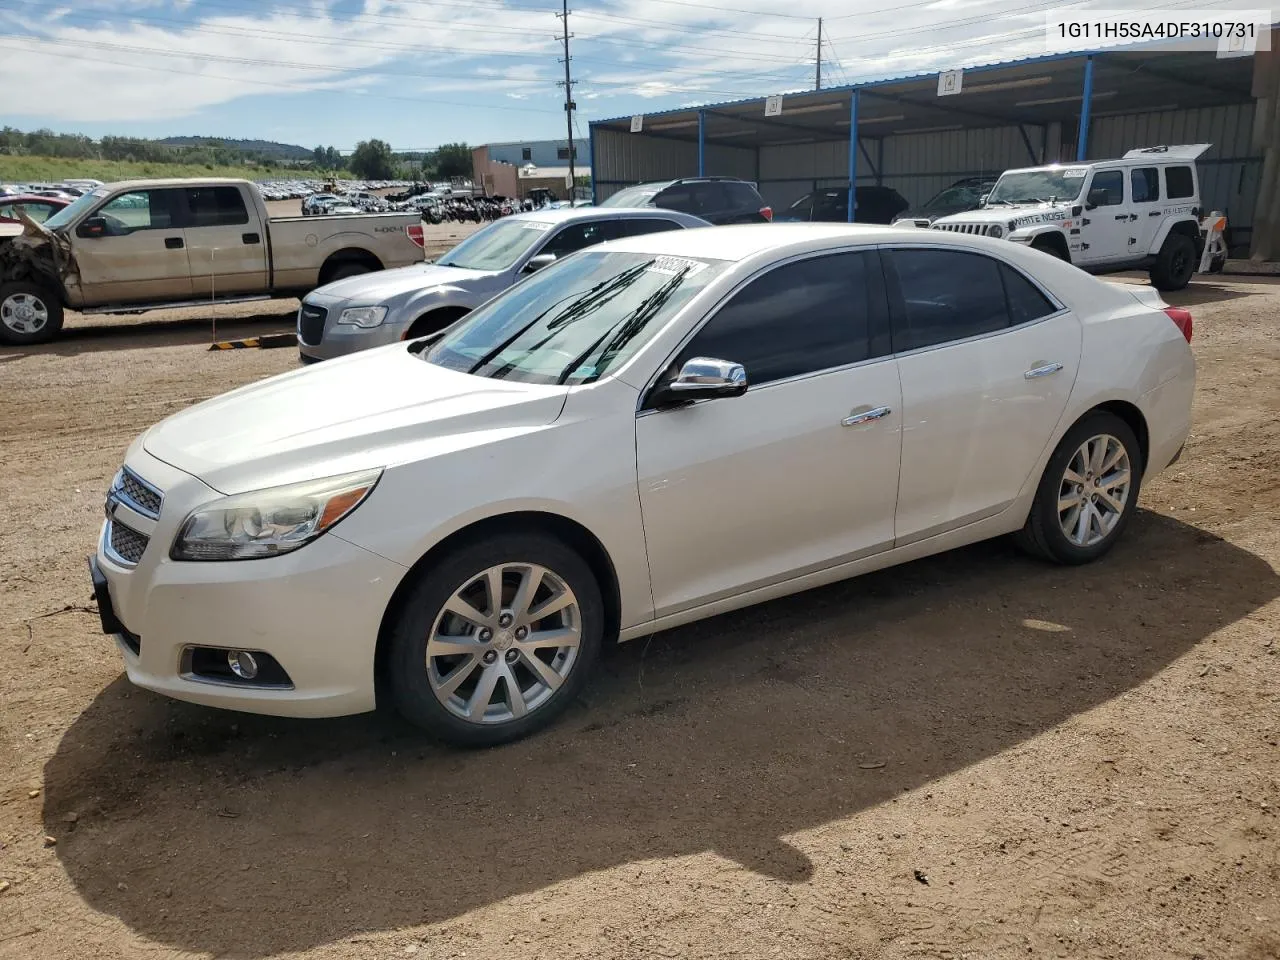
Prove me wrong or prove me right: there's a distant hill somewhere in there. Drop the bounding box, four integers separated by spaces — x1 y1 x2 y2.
157 137 313 161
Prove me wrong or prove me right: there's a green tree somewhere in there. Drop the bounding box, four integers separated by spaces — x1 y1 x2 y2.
349 139 394 179
427 142 471 179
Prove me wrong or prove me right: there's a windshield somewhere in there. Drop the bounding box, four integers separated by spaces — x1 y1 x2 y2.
436 219 553 271
42 187 106 230
423 250 725 385
924 184 989 210
986 170 1086 205
600 184 663 208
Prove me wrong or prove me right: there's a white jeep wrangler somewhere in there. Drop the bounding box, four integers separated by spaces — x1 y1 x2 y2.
930 144 1221 291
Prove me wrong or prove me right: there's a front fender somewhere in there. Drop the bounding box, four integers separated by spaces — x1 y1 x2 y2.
1008 224 1064 244
395 286 482 326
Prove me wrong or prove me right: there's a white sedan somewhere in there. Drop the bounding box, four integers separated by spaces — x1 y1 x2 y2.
91 224 1196 745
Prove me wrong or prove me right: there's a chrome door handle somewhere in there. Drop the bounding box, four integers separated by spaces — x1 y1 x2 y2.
1024 362 1064 379
841 406 891 427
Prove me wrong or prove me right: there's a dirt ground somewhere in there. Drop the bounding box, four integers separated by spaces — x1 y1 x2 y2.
0 273 1277 960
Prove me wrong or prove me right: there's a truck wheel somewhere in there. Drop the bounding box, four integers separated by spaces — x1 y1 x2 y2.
0 281 64 346
1150 233 1196 291
1031 237 1070 261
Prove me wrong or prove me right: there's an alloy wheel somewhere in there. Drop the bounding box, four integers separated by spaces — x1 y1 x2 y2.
426 562 581 724
1057 433 1131 547
1 293 49 335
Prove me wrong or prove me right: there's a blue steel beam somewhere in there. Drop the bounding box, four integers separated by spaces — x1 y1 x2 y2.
847 91 859 222
1077 55 1095 162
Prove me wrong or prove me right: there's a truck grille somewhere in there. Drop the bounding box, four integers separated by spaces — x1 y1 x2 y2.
108 522 150 565
116 467 162 518
932 222 999 236
298 304 328 345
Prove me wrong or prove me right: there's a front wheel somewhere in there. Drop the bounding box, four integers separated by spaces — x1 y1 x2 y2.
1014 412 1143 565
387 532 604 746
0 280 64 346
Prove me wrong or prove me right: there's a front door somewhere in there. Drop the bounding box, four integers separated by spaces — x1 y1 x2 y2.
181 185 269 297
636 250 901 618
883 246 1081 543
1075 168 1132 266
74 188 192 305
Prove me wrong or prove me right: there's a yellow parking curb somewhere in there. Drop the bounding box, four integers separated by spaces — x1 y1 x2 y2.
208 333 296 351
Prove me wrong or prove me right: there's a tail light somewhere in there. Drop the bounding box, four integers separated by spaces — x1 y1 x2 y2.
759 206 773 222
405 224 425 248
1164 306 1193 343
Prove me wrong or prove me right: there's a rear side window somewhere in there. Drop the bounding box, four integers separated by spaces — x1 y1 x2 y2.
1165 166 1194 199
539 220 616 257
886 249 1008 351
1000 264 1058 325
1131 168 1160 203
674 252 879 386
722 181 762 209
185 187 249 227
617 218 684 237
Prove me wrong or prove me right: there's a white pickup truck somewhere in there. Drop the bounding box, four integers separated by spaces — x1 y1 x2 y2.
930 144 1222 291
0 178 425 344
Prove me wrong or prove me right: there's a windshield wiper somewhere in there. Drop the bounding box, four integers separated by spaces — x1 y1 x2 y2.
557 265 691 385
465 260 653 377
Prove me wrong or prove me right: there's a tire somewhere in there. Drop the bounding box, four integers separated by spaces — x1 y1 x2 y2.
322 262 374 286
1031 237 1070 262
407 308 468 340
1149 233 1196 291
0 280 64 346
1014 411 1143 566
387 532 604 746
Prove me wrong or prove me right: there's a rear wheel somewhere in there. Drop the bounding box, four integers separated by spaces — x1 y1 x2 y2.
387 532 604 746
0 280 64 346
1015 412 1142 565
320 262 376 287
1150 233 1196 291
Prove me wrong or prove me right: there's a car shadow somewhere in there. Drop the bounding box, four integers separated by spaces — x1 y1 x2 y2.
42 511 1279 957
0 307 300 360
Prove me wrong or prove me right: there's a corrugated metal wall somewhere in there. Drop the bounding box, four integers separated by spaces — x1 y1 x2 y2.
1086 104 1260 232
592 128 755 200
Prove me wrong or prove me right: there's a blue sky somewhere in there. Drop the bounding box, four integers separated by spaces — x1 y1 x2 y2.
0 0 1263 151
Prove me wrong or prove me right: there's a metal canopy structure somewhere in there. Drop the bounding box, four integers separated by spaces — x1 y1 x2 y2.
589 42 1268 244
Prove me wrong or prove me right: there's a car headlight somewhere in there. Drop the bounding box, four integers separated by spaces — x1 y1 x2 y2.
988 225 1004 239
171 469 382 561
336 305 388 328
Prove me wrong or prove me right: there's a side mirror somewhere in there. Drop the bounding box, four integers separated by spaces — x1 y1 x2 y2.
1085 189 1108 210
521 253 557 275
651 357 748 408
978 193 989 208
77 216 108 238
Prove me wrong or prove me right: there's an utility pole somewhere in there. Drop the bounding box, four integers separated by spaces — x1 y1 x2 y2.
557 0 577 199
816 17 822 90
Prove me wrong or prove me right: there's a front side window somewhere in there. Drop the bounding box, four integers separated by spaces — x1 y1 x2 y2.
670 252 878 388
886 249 1009 351
435 219 552 271
184 186 249 227
424 251 725 385
1165 165 1194 199
97 190 177 232
1131 167 1160 203
538 220 616 258
1087 170 1125 207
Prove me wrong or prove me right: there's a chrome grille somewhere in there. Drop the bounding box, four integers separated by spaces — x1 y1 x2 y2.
116 467 162 518
108 522 150 565
298 304 328 345
932 222 997 236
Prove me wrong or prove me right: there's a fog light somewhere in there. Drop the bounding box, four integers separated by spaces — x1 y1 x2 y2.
227 650 259 680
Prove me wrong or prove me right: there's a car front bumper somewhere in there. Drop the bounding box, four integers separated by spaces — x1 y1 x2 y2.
93 449 408 717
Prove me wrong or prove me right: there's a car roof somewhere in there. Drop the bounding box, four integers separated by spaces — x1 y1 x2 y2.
503 206 706 225
597 221 1057 263
1002 154 1198 175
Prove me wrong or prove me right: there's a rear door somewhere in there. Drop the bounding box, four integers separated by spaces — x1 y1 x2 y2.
74 188 192 304
182 185 269 297
883 246 1081 544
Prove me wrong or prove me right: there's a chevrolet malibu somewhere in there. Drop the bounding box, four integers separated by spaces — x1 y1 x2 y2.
92 224 1196 746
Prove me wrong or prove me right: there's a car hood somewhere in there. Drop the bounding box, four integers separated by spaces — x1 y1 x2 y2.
310 262 491 304
142 345 568 495
934 201 1074 225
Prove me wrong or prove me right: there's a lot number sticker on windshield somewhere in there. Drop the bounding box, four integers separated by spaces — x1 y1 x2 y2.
647 256 708 276
1062 168 1087 178
521 222 553 231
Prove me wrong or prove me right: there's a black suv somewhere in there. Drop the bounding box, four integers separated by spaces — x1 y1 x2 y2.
600 177 772 224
